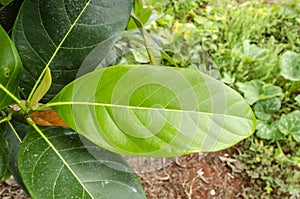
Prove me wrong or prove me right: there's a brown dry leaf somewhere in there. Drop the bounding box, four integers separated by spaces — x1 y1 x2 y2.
30 109 68 127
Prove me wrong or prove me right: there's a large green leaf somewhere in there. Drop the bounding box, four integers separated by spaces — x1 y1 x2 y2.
280 51 300 81
19 126 146 199
49 65 256 157
0 25 22 110
12 0 133 102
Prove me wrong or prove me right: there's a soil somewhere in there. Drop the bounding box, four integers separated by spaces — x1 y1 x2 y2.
0 147 250 199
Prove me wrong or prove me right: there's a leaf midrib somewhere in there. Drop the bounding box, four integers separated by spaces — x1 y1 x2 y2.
46 101 253 121
45 0 91 68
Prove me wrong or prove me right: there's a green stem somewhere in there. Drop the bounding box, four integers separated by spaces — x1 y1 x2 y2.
7 120 22 143
0 115 11 124
131 13 158 65
276 140 286 157
0 84 27 111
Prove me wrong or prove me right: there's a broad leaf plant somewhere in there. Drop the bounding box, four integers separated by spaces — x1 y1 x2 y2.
0 0 256 198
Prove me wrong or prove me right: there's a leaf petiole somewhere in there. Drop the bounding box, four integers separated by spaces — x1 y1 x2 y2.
7 121 22 143
0 115 11 124
0 83 26 111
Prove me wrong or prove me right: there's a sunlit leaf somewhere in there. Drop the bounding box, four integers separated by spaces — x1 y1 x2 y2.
0 25 22 110
12 0 133 102
19 127 146 199
280 51 300 81
237 80 282 105
49 65 256 157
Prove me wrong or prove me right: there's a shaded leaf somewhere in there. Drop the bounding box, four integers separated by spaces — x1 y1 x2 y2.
254 98 281 121
256 121 282 140
12 0 133 102
19 126 146 199
237 79 282 105
6 121 29 192
0 0 23 32
278 110 300 142
0 25 22 110
0 0 13 5
280 51 300 81
49 65 256 157
0 123 9 180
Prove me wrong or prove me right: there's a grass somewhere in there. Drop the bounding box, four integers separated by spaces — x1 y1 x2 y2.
143 0 300 198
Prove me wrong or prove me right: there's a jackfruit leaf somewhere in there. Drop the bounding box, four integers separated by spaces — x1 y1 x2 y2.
49 65 256 157
278 110 300 142
280 51 300 81
254 98 281 121
0 25 22 110
12 0 133 102
19 127 146 199
237 79 282 105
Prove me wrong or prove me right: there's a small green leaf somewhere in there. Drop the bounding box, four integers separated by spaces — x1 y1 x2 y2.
27 67 52 110
278 111 300 142
280 51 300 81
237 80 282 105
0 25 22 110
49 65 256 157
19 127 146 199
256 121 283 140
254 98 281 121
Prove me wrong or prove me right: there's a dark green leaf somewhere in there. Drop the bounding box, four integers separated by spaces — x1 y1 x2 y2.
0 0 23 32
0 0 13 6
237 80 282 105
280 51 300 81
12 0 133 102
49 65 256 157
0 25 22 110
0 123 9 180
256 121 283 140
19 126 146 199
6 121 29 191
254 98 281 121
278 110 300 142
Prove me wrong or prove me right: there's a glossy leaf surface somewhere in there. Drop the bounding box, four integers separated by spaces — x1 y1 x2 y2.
50 65 256 157
12 0 133 101
19 127 146 199
0 25 22 110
